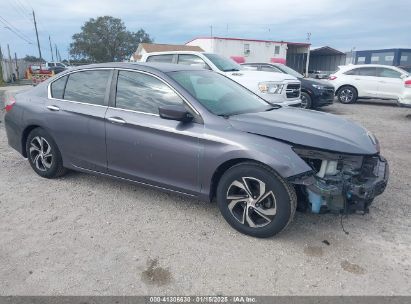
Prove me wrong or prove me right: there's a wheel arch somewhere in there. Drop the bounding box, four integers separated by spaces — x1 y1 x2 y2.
301 88 313 96
209 158 281 202
21 125 42 157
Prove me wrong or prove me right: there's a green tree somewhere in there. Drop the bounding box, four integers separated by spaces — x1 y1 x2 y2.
23 55 44 62
70 16 153 62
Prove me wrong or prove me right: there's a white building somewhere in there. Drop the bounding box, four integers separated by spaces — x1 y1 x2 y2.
186 37 309 71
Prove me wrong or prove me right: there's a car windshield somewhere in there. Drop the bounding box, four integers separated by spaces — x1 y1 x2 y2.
168 70 273 116
276 64 304 78
203 53 242 72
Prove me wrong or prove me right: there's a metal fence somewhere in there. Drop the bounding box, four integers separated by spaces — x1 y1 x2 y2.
1 59 32 82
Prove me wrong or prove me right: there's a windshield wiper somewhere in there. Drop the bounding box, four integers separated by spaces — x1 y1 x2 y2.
223 69 240 72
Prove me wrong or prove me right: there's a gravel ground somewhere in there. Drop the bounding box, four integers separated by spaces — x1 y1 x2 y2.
0 86 410 296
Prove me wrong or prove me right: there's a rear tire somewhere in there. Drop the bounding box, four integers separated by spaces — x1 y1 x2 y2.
216 162 297 238
338 86 358 104
300 92 312 109
26 128 67 178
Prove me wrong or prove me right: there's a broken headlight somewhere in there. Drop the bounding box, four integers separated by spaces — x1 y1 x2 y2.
292 147 363 177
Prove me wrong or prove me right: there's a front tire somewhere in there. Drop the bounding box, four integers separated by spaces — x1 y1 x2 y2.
26 128 67 178
338 86 358 104
216 162 297 238
300 92 312 109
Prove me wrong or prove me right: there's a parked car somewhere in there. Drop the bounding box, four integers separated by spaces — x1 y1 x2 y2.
242 63 334 109
328 64 411 106
44 62 69 69
308 70 329 79
44 62 69 74
140 51 301 107
4 63 389 238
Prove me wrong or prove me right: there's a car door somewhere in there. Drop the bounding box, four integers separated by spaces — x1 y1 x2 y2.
376 67 404 99
345 67 378 97
47 69 112 172
105 69 203 195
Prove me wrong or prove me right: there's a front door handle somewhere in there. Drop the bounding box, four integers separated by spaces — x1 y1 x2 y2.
107 117 126 124
47 105 60 111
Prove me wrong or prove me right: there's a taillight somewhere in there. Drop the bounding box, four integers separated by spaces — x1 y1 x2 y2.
4 95 16 112
405 80 411 88
328 75 337 80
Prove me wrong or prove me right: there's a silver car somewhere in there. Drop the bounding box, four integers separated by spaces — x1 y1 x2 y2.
4 63 389 238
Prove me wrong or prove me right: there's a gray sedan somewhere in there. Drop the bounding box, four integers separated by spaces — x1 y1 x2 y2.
4 63 389 238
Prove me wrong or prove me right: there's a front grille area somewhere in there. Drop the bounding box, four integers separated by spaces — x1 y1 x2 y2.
286 83 301 99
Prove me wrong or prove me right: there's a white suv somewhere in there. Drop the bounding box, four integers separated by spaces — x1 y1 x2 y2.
328 64 411 107
140 51 301 106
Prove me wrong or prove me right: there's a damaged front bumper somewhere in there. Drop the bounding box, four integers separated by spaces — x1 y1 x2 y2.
289 149 389 214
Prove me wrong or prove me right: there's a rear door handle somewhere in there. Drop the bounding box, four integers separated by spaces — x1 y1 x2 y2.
107 117 126 124
47 105 60 111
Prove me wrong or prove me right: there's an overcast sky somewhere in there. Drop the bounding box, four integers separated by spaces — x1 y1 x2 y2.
1 0 410 61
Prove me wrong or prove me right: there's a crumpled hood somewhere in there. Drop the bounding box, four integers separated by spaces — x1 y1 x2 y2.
228 107 378 155
224 70 298 83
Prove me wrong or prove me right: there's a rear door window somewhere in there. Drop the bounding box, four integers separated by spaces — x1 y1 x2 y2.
146 54 174 63
358 67 377 76
64 70 111 105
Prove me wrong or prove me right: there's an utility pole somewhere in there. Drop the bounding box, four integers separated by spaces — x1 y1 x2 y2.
0 44 4 84
49 36 54 62
32 10 42 60
14 52 19 80
305 32 311 77
55 44 58 62
7 44 14 82
350 47 356 64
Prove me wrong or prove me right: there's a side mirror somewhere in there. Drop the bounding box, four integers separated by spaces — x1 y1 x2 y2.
159 104 194 122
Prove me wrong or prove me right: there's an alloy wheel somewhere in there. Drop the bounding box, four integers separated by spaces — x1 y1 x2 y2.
29 136 53 172
226 177 277 228
340 88 354 103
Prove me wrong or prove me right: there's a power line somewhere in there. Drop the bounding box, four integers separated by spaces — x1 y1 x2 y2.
0 20 33 44
0 15 33 42
8 0 32 25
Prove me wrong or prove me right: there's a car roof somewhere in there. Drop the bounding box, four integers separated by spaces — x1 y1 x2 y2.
67 62 205 73
143 51 205 56
242 62 283 66
340 64 401 69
